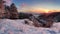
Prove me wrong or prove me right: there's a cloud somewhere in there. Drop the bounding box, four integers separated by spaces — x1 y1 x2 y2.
4 0 12 6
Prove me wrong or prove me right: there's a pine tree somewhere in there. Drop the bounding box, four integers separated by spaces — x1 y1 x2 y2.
4 5 11 18
10 3 19 19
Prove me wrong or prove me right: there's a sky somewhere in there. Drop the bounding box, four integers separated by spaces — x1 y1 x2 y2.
4 0 60 13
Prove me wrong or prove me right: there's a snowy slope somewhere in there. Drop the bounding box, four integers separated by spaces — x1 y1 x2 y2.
0 19 60 34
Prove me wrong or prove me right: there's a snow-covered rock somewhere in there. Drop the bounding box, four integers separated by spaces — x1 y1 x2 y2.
0 19 60 34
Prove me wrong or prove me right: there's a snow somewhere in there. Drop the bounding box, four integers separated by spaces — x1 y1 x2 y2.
0 19 60 34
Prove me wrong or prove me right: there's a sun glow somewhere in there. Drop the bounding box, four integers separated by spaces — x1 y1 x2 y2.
44 9 49 13
18 7 60 13
29 8 50 13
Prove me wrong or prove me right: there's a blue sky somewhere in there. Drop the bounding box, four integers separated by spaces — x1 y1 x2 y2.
11 0 60 13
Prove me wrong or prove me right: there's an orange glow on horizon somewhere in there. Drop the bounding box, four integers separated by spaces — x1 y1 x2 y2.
18 8 60 13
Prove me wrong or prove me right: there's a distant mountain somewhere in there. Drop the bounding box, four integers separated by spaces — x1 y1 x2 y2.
46 12 60 22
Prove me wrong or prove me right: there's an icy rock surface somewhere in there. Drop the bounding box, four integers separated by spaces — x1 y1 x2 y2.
0 19 60 34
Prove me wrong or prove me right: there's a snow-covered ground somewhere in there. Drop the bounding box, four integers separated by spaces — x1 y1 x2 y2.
0 19 60 34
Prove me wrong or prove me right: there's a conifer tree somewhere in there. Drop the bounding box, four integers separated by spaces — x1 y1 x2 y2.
10 3 19 19
0 0 6 18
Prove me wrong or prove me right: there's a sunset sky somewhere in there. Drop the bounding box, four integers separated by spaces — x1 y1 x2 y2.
5 0 60 13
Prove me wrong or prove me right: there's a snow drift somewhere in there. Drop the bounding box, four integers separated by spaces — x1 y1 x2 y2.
0 19 60 34
4 0 12 6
